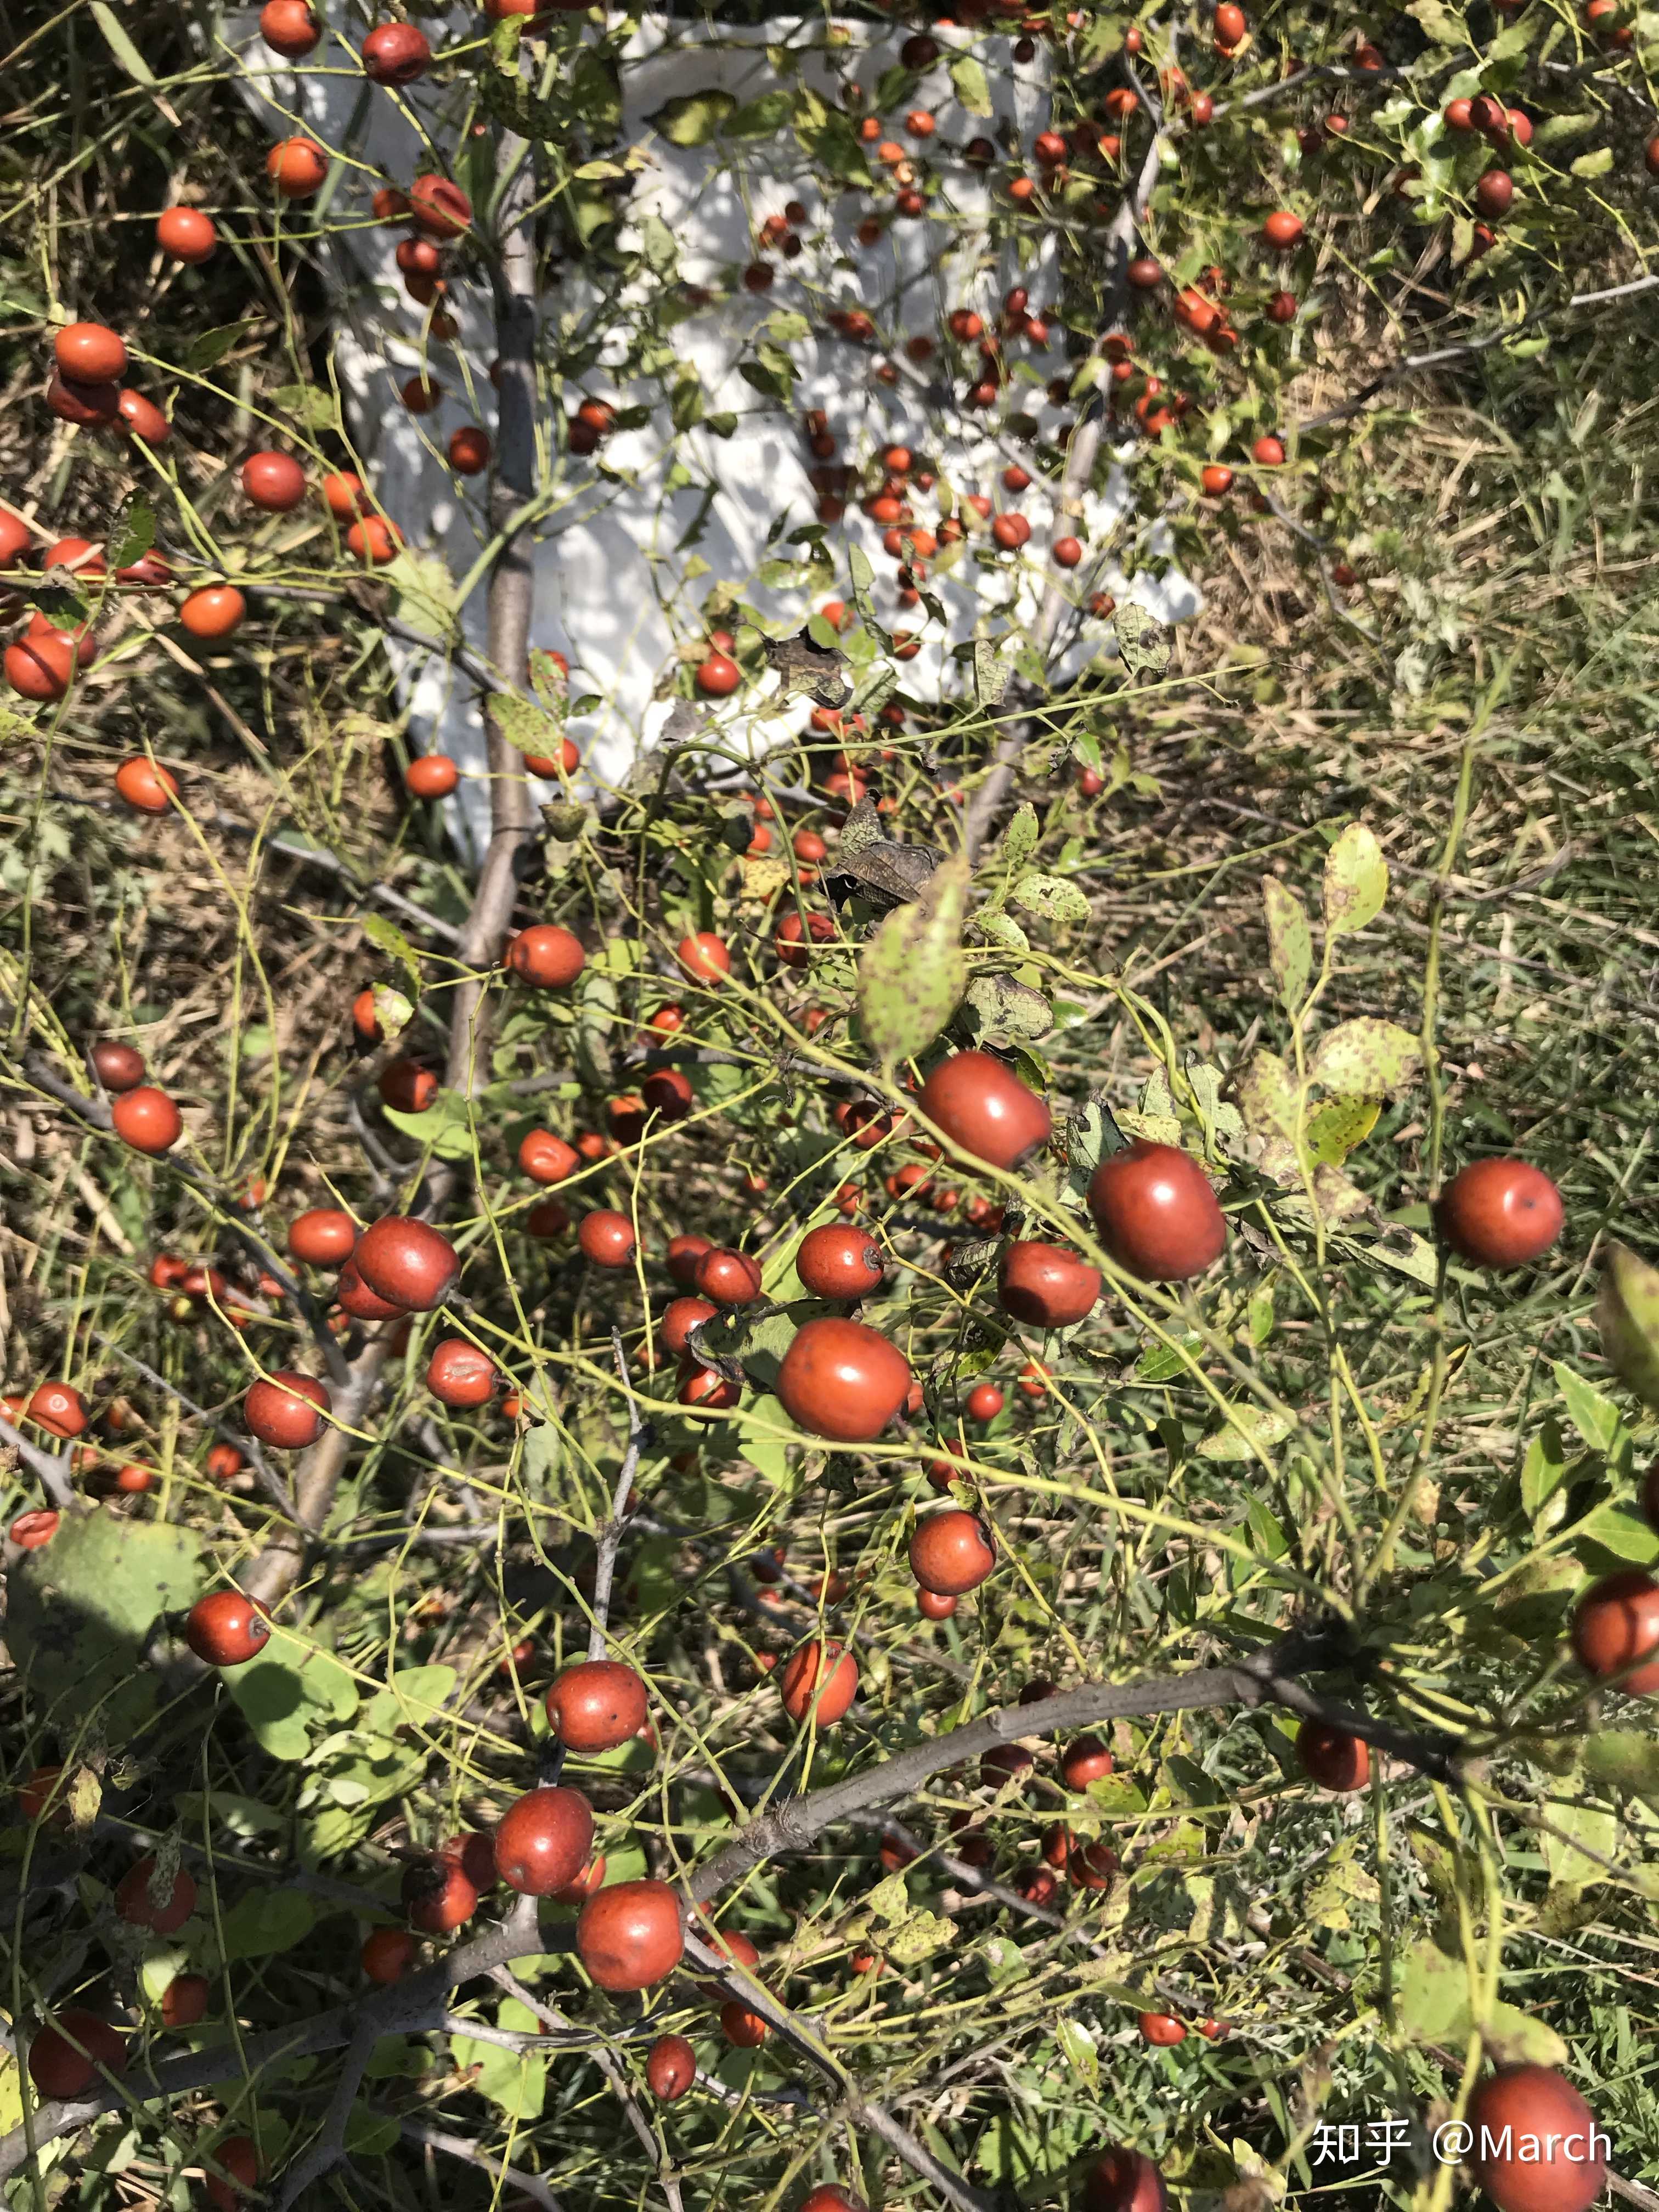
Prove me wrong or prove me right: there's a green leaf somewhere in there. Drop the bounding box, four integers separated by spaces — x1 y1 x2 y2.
1395 1939 1473 2045
950 54 993 115
1552 1361 1622 1455
1198 1404 1295 1463
974 639 1009 707
225 1630 356 1760
1113 601 1169 676
8 1510 202 1734
1308 1018 1421 1097
361 1664 458 1737
1261 878 1311 1008
1571 145 1615 178
184 322 255 375
1406 0 1463 41
1582 1730 1659 1803
219 1887 315 1962
1541 1800 1618 1888
857 853 969 1071
637 213 678 275
1520 1417 1570 1530
489 691 562 759
885 1909 956 1963
649 90 736 145
1009 872 1090 924
962 972 1053 1043
1305 1096 1379 1166
360 913 421 991
108 499 156 571
728 91 794 136
1322 821 1388 936
381 1087 477 1163
1481 2004 1567 2070
453 2003 546 2118
89 1 156 83
271 382 340 432
1596 1243 1659 1409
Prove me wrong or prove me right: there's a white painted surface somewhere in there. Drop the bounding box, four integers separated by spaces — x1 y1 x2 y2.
232 12 1197 853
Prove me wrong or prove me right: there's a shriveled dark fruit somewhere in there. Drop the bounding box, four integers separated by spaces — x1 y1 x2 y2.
1296 1717 1370 1792
545 1660 649 1751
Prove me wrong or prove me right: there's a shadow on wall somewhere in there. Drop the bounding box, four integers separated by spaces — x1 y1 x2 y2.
227 9 1199 860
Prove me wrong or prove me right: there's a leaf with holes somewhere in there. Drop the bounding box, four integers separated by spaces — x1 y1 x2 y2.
857 853 968 1069
1308 1019 1420 1097
1323 821 1388 937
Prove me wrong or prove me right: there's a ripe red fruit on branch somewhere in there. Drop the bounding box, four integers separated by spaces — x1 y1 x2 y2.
695 1248 764 1305
362 20 430 81
245 1369 329 1448
677 932 731 984
506 924 586 988
1296 1717 1370 1791
161 1974 210 2028
1138 2011 1186 2046
493 1786 595 1895
1214 2 1245 44
117 390 169 444
402 1855 477 1933
267 138 329 196
114 758 179 814
55 323 126 382
1571 1570 1659 1693
179 586 246 641
798 2190 868 2212
448 426 490 474
1262 210 1304 249
696 650 741 696
580 1210 637 1267
722 2000 769 2046
795 1224 884 1300
546 1660 649 1750
185 1590 271 1666
204 2137 259 2211
1062 1736 1114 1788
577 1879 685 1989
156 206 217 262
911 1509 996 1595
361 1927 416 1983
259 0 318 50
1084 2147 1167 2212
1252 434 1286 466
111 1086 183 1154
1476 170 1515 219
662 1296 716 1355
997 1242 1102 1328
27 1381 88 1438
646 2033 696 2100
519 1130 579 1183
667 1233 713 1286
916 1050 1051 1169
775 1317 913 1442
405 755 458 799
354 1217 458 1310
289 1209 357 1265
242 452 306 511
409 174 473 237
778 1638 859 1724
1467 2067 1606 2212
91 1040 145 1092
1435 1159 1562 1268
27 2011 128 2101
426 1339 499 1409
115 1855 196 1933
1087 1140 1226 1281
966 1381 1003 1421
